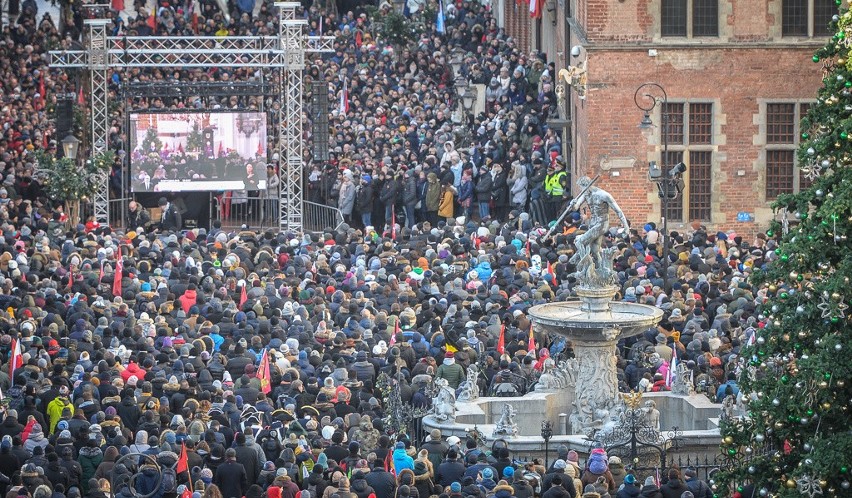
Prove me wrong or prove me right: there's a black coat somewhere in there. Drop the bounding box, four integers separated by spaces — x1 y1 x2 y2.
214 461 248 498
542 485 574 498
356 184 374 213
436 459 465 487
159 203 182 232
474 174 492 203
660 479 690 498
365 469 397 498
491 171 509 207
234 445 260 483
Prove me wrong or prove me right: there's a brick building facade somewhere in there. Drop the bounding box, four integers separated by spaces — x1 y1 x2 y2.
558 0 834 235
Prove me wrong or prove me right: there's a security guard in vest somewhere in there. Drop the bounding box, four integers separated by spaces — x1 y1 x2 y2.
544 157 569 221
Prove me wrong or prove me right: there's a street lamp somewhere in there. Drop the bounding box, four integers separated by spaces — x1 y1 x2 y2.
449 48 464 78
634 83 685 293
461 86 476 112
62 134 80 160
541 420 554 469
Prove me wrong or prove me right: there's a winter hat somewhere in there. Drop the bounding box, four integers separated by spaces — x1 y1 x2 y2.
567 450 579 463
450 483 462 493
588 452 608 474
624 475 636 485
644 477 656 487
482 468 493 480
553 459 567 470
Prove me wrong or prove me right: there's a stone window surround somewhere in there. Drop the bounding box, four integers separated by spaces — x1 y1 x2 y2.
755 99 816 202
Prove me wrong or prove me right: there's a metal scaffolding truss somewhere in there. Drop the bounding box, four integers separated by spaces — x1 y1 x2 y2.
49 2 333 232
125 81 278 98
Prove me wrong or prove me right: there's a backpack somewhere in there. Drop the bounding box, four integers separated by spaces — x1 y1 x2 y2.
160 467 178 494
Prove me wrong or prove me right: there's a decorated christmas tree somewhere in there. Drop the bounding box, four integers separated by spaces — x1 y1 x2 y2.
715 7 852 498
141 127 163 155
186 120 204 152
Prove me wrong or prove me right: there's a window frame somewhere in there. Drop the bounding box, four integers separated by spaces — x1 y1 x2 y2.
660 101 715 223
782 0 839 38
660 0 720 38
763 101 814 199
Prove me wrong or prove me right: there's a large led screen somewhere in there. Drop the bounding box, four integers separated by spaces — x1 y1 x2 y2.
130 112 268 192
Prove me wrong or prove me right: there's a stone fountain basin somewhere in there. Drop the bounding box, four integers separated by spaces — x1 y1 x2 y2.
528 299 664 340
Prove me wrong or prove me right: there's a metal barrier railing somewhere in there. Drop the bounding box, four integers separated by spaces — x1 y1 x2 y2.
78 195 343 233
213 194 278 231
304 200 344 232
79 197 132 229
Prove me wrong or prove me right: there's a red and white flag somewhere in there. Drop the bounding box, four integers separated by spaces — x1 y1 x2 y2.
529 0 542 18
9 337 23 380
257 348 272 394
113 246 123 297
390 319 400 346
666 346 678 388
340 78 349 115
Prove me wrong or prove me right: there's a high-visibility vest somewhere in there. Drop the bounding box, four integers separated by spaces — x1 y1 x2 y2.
545 171 566 197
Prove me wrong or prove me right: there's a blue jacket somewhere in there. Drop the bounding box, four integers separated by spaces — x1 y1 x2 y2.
393 448 414 472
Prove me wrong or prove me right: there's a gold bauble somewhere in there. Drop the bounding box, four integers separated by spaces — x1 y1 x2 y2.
819 381 829 388
820 480 828 488
786 479 797 489
769 285 778 293
823 402 832 410
838 380 846 388
724 436 734 445
775 421 785 429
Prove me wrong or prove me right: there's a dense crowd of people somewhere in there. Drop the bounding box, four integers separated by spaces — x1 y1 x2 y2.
0 1 757 498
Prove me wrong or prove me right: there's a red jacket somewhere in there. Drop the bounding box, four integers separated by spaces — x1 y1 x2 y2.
178 289 197 314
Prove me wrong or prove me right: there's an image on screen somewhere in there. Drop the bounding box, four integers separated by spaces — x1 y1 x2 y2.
130 112 269 192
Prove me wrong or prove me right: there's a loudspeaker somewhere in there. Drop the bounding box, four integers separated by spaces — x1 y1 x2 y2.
55 98 74 139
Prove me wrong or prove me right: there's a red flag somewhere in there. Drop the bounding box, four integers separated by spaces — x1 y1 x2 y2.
180 489 192 498
239 284 248 309
526 238 531 258
38 74 45 110
383 448 394 474
257 348 272 394
9 337 23 380
257 142 264 156
77 85 85 105
218 142 224 157
113 246 123 297
527 328 536 356
496 324 505 355
355 30 362 48
178 143 184 153
191 12 199 34
176 441 189 474
43 132 49 149
67 267 74 291
547 261 555 283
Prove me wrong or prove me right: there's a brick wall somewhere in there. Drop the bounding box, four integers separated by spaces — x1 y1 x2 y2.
572 47 822 237
503 0 532 51
559 0 830 235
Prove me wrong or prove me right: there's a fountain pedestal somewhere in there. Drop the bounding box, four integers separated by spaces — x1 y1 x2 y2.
529 285 663 435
